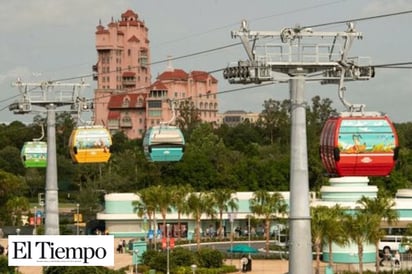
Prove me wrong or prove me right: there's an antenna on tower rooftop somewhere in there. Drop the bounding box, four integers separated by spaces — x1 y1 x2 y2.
166 56 174 71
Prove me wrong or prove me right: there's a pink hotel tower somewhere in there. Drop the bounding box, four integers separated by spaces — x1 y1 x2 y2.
93 10 219 139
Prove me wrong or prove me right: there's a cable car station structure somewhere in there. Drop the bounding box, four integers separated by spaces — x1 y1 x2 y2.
9 79 90 235
223 21 374 274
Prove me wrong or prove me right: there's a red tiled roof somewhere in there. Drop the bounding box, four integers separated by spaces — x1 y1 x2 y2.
191 70 218 83
157 69 188 81
122 71 136 77
128 35 140 43
122 10 138 19
95 25 109 35
108 93 147 108
150 81 168 90
108 111 120 119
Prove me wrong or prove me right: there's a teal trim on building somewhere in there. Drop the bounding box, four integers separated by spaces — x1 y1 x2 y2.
110 231 143 238
323 252 375 263
105 201 136 214
397 209 412 218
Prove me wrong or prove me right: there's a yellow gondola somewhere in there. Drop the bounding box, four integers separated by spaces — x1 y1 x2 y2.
68 125 112 164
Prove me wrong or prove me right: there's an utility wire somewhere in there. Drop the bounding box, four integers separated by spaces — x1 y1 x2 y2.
3 9 412 112
38 9 412 85
153 0 346 47
373 62 412 68
304 9 412 28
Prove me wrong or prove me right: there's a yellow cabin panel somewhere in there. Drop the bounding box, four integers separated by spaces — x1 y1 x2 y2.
69 126 112 164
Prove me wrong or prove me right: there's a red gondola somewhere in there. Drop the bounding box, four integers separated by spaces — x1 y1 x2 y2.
320 112 399 177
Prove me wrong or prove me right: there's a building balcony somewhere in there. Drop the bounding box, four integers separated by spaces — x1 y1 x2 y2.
108 120 120 129
120 121 133 128
122 80 136 86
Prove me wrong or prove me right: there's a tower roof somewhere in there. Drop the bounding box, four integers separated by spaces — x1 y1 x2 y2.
150 81 168 91
121 9 138 20
157 69 189 81
108 93 146 108
191 70 218 83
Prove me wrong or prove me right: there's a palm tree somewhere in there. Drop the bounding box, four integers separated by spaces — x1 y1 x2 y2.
133 187 159 249
322 205 348 269
152 185 173 237
210 188 239 240
311 205 330 274
6 196 30 226
249 190 287 257
357 195 398 273
343 211 378 274
170 184 192 241
185 192 216 249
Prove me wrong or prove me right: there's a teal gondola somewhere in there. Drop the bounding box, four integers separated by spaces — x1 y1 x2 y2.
21 141 47 168
143 125 185 162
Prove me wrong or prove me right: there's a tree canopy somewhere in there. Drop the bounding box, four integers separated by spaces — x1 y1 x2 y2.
0 96 410 225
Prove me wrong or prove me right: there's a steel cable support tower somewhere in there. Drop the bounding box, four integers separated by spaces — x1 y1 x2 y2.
9 79 90 235
223 20 374 274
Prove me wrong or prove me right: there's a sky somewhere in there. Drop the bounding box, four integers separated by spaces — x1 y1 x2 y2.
1 0 411 124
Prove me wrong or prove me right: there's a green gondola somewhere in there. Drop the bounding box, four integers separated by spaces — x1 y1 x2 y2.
21 141 47 168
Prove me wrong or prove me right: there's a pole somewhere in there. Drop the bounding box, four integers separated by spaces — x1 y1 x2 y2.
288 74 312 274
34 206 37 235
10 81 89 236
45 103 60 235
134 249 139 274
167 224 170 274
76 203 80 235
230 214 233 265
248 215 251 246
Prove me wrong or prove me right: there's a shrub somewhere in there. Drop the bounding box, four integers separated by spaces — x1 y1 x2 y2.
196 248 224 268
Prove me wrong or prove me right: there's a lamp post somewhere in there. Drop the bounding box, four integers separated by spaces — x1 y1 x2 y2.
34 206 37 235
76 203 80 235
248 215 251 247
167 224 170 274
191 264 197 274
133 249 139 274
229 212 234 264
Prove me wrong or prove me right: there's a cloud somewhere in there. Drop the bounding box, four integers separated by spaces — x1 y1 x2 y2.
0 67 32 85
361 0 412 15
0 0 131 32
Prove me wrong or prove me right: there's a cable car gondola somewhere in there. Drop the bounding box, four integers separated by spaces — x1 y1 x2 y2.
21 141 47 168
319 111 399 177
68 125 112 164
143 125 185 162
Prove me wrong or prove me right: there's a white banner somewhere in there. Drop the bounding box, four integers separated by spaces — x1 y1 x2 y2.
8 235 114 266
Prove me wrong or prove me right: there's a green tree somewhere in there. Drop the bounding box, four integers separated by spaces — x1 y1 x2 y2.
176 99 202 138
0 145 25 175
311 205 330 274
258 99 290 146
133 187 159 249
323 205 348 268
343 211 378 274
177 123 220 190
186 192 216 249
357 195 398 273
170 184 193 241
210 188 239 239
249 190 287 256
153 185 173 237
0 256 16 274
55 112 76 157
0 170 27 225
6 196 30 226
